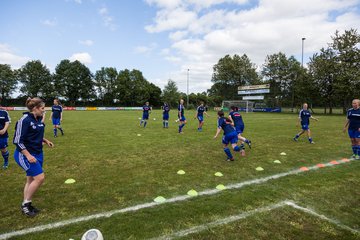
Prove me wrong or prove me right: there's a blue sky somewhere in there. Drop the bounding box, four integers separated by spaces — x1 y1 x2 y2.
1 0 359 94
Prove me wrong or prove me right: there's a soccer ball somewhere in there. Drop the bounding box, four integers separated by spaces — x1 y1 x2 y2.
153 118 156 120
81 229 104 240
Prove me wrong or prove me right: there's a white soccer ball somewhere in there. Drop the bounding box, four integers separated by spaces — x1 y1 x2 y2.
81 229 104 240
153 118 156 120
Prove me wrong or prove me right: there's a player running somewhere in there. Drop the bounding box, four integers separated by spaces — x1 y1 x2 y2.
162 102 170 128
139 102 151 128
229 106 251 148
343 99 360 160
293 103 318 144
0 109 10 169
177 99 186 133
13 97 54 217
194 101 209 131
49 98 64 138
214 110 245 161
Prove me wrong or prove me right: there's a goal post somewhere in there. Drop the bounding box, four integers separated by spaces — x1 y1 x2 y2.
221 100 255 113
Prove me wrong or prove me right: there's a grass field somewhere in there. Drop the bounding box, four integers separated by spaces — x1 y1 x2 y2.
0 110 359 240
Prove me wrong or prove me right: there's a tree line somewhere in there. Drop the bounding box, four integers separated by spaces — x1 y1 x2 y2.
0 29 359 113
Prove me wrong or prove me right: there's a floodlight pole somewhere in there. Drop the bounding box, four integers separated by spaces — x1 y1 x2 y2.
187 69 189 107
301 37 306 67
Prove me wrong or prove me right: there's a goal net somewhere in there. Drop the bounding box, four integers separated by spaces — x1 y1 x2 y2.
222 100 255 113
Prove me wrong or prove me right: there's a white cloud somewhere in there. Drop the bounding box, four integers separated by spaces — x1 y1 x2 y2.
41 18 57 27
0 43 30 68
69 52 92 64
145 0 360 93
134 43 158 55
98 7 117 31
79 40 94 46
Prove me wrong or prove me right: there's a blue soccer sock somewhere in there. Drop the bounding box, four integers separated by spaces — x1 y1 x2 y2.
352 145 357 155
2 150 9 165
165 121 169 128
144 121 147 127
294 134 299 139
224 148 233 159
179 123 185 132
54 128 57 136
356 145 360 156
244 139 249 144
163 121 165 128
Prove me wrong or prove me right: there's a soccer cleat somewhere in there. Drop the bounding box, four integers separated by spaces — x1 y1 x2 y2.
355 155 360 160
310 141 315 144
54 135 57 138
21 203 37 217
28 203 41 213
246 140 252 149
3 164 8 170
226 158 234 161
293 137 298 142
350 154 356 159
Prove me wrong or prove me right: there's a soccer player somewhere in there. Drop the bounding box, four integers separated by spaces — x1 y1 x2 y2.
293 103 318 144
162 102 170 128
229 106 251 148
214 110 245 161
194 101 209 131
0 109 10 169
343 99 360 159
140 101 151 127
177 99 187 133
13 97 54 217
49 98 64 137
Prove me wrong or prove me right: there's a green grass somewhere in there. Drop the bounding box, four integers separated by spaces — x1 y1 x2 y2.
0 110 359 239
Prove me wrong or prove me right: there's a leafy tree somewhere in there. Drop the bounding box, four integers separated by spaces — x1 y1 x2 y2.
308 48 338 113
262 53 302 107
330 29 360 113
54 60 94 106
162 80 181 108
18 60 53 99
0 64 17 104
95 67 118 105
211 54 261 99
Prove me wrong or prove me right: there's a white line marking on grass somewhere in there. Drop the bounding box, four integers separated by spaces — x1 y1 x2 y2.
151 201 360 240
0 159 356 239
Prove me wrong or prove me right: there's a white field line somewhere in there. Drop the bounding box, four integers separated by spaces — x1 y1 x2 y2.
0 158 356 239
151 200 360 240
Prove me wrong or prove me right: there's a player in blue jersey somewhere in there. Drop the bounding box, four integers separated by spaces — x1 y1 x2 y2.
140 102 151 127
162 102 170 128
0 109 10 169
229 106 251 148
214 110 245 161
194 101 209 131
177 99 187 133
293 103 318 143
343 99 360 160
49 98 64 137
13 97 54 217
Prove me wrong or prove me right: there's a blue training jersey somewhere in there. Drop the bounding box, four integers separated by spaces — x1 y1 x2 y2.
347 108 360 130
13 112 45 154
178 104 184 117
163 105 170 114
197 106 205 117
143 105 151 114
299 109 311 125
229 111 244 127
52 105 62 119
218 117 235 135
0 110 11 138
